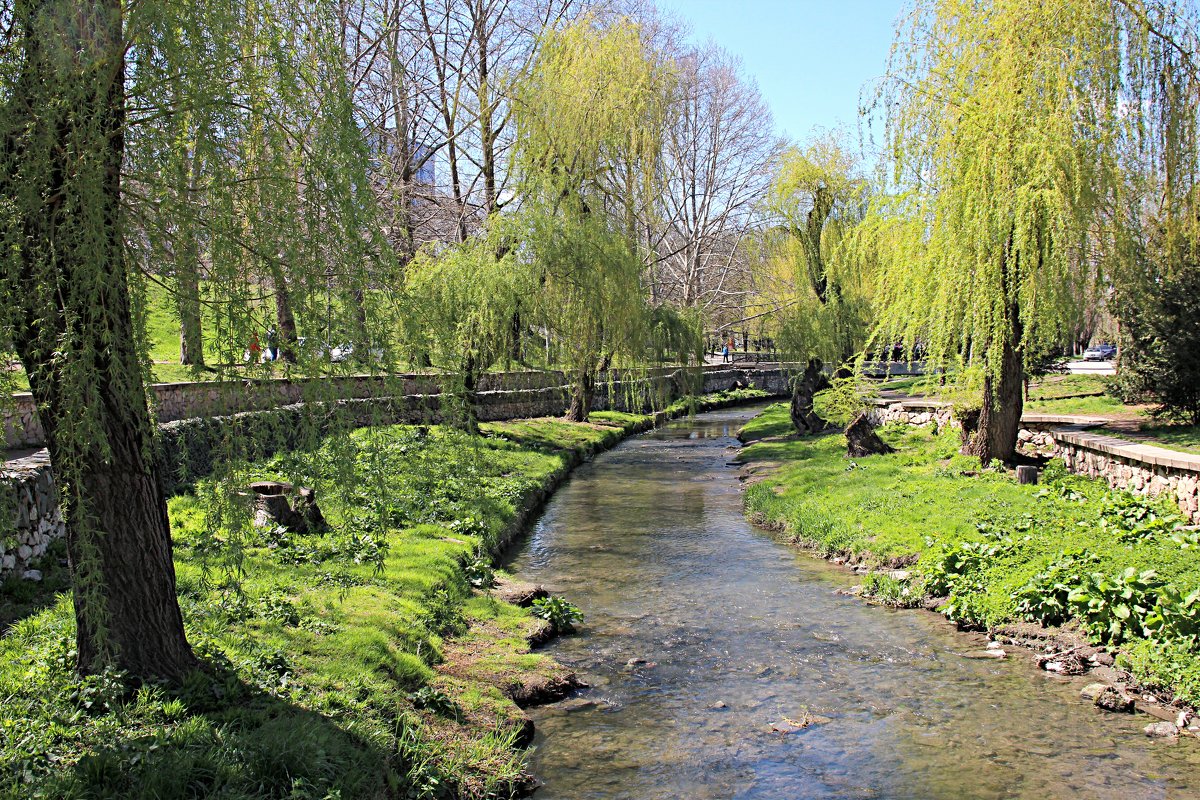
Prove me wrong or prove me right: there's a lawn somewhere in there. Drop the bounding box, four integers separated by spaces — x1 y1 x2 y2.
739 402 1200 707
0 412 653 800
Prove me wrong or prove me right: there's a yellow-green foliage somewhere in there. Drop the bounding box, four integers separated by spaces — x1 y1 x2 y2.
867 0 1129 376
0 415 650 799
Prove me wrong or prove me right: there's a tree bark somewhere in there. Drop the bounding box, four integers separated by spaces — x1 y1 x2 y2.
271 265 298 363
4 0 196 681
965 331 1024 464
566 368 595 422
790 358 831 435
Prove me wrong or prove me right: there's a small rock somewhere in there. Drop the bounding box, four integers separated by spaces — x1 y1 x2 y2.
1176 711 1191 729
963 650 1007 659
886 569 912 582
1144 721 1180 738
1081 683 1108 701
708 701 728 711
986 640 1004 651
624 658 656 669
20 569 42 582
1089 651 1116 667
1094 687 1135 713
1043 661 1067 673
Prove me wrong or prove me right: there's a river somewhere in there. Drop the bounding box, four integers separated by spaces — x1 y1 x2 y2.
506 405 1200 799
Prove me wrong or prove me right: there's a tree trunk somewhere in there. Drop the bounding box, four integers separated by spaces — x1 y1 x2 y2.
566 369 595 422
790 359 830 435
178 255 204 367
4 0 196 680
271 265 298 363
966 333 1024 464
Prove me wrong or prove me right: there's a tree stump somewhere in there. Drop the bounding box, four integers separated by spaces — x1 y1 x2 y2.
1016 465 1039 485
845 412 895 457
250 481 327 534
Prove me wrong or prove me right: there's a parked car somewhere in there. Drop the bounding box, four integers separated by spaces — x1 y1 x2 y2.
1082 343 1117 361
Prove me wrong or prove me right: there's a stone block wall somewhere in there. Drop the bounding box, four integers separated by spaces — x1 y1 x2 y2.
865 398 1200 525
0 365 795 577
0 450 63 575
1054 429 1200 523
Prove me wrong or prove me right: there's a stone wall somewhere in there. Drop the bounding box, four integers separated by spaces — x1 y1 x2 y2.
0 365 795 577
1054 428 1200 523
0 450 62 576
866 398 1200 524
1 364 795 449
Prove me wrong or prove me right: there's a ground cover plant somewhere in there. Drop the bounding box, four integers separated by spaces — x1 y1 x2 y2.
740 402 1200 707
0 412 652 800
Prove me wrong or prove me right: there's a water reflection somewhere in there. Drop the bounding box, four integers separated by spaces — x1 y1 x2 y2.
508 407 1200 799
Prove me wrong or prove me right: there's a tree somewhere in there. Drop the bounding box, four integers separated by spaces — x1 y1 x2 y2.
1114 241 1200 423
512 13 669 421
761 133 872 434
0 0 196 680
868 0 1127 463
0 0 389 680
646 44 780 321
405 227 530 430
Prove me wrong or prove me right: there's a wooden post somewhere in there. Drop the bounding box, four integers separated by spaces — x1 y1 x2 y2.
1017 465 1038 485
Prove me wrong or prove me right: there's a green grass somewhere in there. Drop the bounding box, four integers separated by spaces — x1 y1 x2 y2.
1026 373 1111 400
740 402 1200 706
0 412 658 800
1130 423 1200 456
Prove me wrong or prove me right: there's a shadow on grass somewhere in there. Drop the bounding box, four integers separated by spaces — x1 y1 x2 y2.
26 659 402 800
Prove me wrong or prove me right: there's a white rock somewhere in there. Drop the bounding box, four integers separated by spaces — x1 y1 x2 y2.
20 569 41 582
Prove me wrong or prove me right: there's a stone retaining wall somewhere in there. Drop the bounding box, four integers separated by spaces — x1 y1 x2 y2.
866 398 1200 524
1 364 792 449
0 365 794 577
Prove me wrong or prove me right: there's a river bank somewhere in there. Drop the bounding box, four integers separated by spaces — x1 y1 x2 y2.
0 388 769 800
737 402 1200 738
506 404 1200 799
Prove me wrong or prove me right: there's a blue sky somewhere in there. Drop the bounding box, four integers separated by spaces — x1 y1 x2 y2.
655 0 906 146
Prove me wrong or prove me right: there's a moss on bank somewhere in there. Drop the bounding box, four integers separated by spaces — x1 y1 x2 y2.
739 402 1200 709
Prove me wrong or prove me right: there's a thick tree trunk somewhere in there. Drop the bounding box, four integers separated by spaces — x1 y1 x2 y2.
5 0 196 680
965 333 1024 464
790 359 831 435
566 369 595 422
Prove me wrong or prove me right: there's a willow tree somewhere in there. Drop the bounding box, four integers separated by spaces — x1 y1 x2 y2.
405 227 530 431
512 14 670 421
869 0 1126 463
761 134 872 434
0 0 389 681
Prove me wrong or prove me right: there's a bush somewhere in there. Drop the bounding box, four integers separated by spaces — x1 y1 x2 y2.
1112 244 1200 424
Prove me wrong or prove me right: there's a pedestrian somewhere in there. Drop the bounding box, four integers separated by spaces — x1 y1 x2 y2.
726 335 736 361
248 331 262 362
722 340 730 363
266 326 278 361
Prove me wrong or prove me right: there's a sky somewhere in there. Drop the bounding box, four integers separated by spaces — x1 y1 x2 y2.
654 0 906 146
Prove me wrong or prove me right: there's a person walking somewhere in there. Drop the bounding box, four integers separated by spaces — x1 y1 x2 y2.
726 335 736 362
266 327 278 361
722 339 730 363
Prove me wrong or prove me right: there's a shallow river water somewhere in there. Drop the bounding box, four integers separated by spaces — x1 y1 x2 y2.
507 406 1200 800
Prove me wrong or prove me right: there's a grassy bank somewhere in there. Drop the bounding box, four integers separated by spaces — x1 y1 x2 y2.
0 389 770 799
739 403 1200 708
